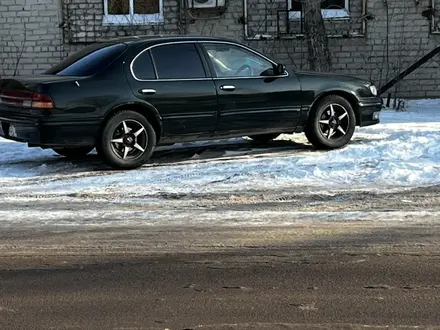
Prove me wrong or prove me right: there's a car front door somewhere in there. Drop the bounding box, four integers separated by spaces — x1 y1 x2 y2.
200 42 302 135
126 42 217 141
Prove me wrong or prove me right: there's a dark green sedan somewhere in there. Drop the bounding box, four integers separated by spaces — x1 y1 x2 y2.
0 36 382 169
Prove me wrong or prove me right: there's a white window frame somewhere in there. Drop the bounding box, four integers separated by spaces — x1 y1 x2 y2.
289 0 350 20
103 0 164 25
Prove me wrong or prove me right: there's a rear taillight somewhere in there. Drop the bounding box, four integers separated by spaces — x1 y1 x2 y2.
0 89 33 107
31 93 54 109
0 89 54 109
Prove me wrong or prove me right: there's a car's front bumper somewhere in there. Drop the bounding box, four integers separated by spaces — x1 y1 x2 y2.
0 112 99 148
358 97 383 127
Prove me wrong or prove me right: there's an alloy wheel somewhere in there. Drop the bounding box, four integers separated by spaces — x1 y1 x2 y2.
318 104 350 140
110 120 148 160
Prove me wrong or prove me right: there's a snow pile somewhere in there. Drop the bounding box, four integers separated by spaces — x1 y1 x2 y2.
1 98 440 196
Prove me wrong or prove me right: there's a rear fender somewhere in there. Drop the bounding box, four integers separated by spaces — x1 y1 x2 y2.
102 101 163 140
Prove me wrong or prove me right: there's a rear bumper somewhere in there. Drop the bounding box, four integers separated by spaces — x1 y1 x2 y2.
0 120 40 144
0 114 99 148
358 97 383 127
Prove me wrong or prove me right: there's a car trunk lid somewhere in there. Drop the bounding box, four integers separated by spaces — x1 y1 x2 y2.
0 75 78 113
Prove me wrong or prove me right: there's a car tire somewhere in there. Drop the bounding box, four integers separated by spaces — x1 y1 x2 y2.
305 95 356 150
52 146 94 159
248 133 280 144
98 110 156 170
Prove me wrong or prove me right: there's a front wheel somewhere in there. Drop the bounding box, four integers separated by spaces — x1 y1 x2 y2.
305 95 356 150
97 110 156 170
52 146 94 159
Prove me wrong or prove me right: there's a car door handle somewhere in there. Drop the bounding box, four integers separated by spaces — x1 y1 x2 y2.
139 89 156 95
220 85 236 91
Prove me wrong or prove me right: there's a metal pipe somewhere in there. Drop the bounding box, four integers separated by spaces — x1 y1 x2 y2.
243 0 248 39
432 0 440 34
362 0 367 36
378 45 440 95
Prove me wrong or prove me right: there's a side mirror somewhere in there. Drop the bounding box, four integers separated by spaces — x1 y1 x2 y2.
275 63 286 75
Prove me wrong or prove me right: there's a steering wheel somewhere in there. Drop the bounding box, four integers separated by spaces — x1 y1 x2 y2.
235 64 252 76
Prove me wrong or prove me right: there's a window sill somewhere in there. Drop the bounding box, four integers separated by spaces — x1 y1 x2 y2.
289 9 350 21
103 14 164 26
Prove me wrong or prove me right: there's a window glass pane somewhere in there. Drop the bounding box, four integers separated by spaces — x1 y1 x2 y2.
291 0 302 11
134 0 159 14
132 50 156 80
321 0 346 9
45 43 128 76
108 0 129 14
291 0 346 10
204 43 274 78
151 44 206 79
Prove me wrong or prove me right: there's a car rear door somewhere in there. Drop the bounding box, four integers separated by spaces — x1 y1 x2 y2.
200 42 302 135
126 42 217 140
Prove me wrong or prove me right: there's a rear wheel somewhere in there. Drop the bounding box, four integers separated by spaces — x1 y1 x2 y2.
248 133 280 144
305 95 356 150
97 110 156 170
52 146 94 159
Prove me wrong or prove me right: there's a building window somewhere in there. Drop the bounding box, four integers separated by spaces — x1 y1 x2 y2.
103 0 163 25
289 0 349 20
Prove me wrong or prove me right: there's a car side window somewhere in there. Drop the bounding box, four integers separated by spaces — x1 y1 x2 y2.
132 50 156 80
151 43 207 79
203 43 275 78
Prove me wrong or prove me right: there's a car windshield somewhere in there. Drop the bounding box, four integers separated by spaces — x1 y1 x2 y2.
45 43 128 77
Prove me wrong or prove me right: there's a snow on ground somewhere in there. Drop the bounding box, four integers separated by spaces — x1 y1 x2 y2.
1 99 440 198
0 98 440 227
1 209 440 228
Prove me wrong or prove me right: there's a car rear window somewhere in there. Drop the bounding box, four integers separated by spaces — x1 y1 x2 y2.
45 43 128 77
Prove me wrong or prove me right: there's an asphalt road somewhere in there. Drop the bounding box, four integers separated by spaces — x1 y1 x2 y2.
2 184 440 330
2 223 440 330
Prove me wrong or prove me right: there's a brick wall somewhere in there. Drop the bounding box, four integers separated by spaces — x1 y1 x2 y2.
0 0 64 76
1 0 440 98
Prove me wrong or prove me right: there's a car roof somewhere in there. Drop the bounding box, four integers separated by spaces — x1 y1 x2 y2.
105 35 237 45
